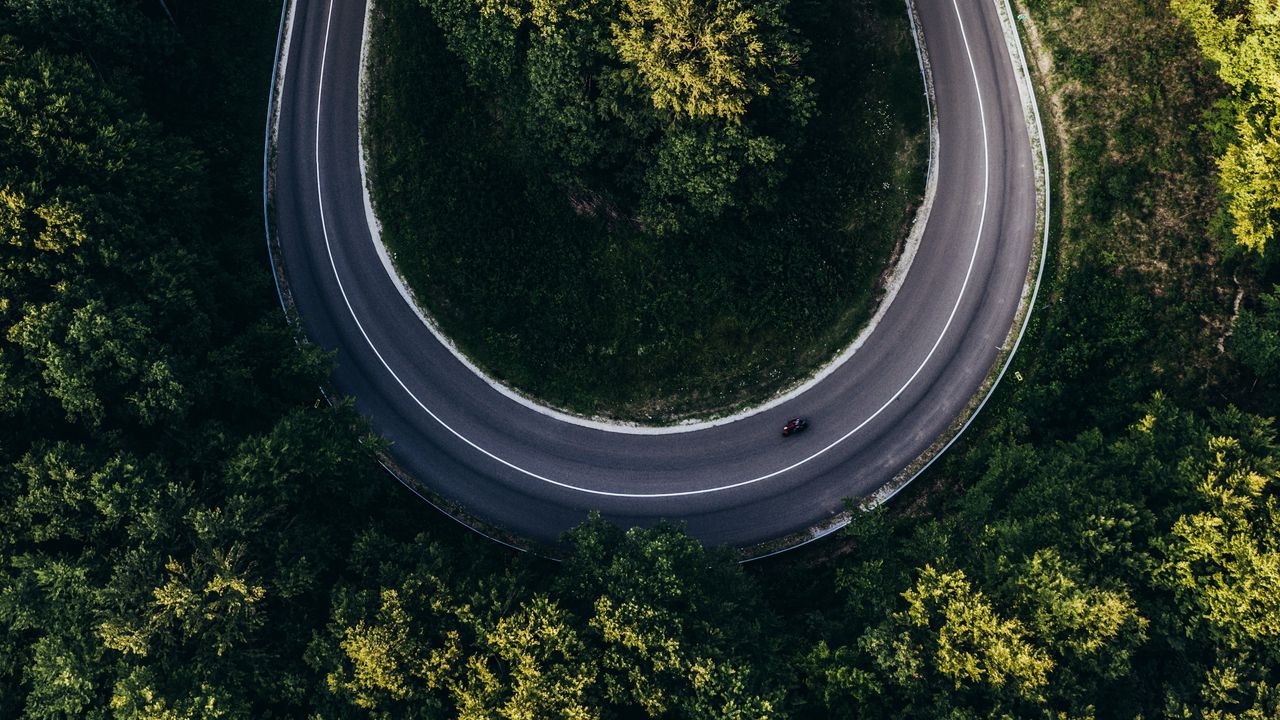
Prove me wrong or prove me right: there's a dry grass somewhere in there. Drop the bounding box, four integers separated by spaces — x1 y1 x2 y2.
1018 0 1239 388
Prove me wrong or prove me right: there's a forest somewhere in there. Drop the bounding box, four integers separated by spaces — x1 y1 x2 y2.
0 0 1278 717
363 0 927 420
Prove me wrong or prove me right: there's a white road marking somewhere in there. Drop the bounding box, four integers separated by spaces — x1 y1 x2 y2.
353 0 939 435
853 0 1052 515
313 0 990 498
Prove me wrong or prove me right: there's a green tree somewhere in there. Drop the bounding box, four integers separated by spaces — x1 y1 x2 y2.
555 518 787 718
1170 0 1280 253
823 565 1055 718
1153 408 1280 718
638 120 784 234
611 0 800 121
8 299 188 427
317 528 641 719
802 396 1280 719
418 0 814 234
0 0 174 74
452 596 598 719
1231 284 1280 381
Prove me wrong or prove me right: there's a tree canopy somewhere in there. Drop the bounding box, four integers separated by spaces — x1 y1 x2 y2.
0 1 1278 718
420 0 814 234
1171 0 1280 254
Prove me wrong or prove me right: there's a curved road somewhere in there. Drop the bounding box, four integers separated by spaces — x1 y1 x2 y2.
272 0 1038 549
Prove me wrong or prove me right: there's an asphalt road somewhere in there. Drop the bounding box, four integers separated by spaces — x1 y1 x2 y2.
272 0 1039 549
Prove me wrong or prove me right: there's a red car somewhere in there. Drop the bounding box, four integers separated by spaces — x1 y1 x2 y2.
782 416 809 437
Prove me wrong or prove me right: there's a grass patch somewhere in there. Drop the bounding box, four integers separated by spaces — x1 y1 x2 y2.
1001 0 1250 435
867 0 1252 529
364 0 926 423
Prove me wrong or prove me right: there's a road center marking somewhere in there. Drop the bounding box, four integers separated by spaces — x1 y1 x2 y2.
313 0 990 498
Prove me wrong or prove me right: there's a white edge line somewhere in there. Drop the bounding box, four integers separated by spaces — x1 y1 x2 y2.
354 0 939 435
869 0 1051 510
266 0 535 553
316 0 990 499
746 0 1055 560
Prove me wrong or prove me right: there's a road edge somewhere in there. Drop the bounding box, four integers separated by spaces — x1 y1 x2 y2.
740 0 1053 563
263 0 557 558
354 0 940 435
263 0 1050 560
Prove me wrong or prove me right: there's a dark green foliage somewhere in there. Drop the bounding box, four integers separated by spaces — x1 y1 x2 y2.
1170 0 1279 256
309 519 788 718
1231 283 1280 407
0 0 175 76
421 0 813 232
1 0 1278 718
554 519 788 716
993 0 1238 428
798 398 1279 720
0 3 432 716
1017 259 1158 437
367 0 927 421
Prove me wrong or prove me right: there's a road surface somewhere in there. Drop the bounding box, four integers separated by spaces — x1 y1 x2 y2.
271 0 1041 550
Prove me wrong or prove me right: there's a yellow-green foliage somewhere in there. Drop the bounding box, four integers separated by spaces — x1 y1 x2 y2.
611 0 795 121
1171 0 1280 253
898 566 1054 695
